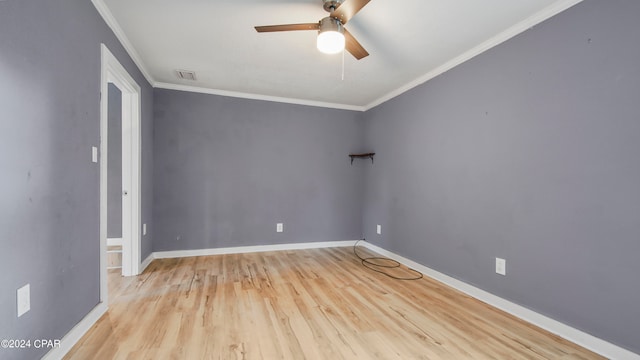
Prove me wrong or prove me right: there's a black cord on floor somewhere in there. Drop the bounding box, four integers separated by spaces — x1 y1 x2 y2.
353 239 423 281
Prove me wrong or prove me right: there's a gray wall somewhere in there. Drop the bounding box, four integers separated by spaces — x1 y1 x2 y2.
0 1 153 359
362 0 640 353
107 83 122 238
2 0 637 357
153 89 364 251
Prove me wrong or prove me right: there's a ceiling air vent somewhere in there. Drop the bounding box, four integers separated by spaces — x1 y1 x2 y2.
176 69 197 81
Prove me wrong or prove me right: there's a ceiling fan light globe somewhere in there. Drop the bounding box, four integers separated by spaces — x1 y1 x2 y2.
317 31 345 54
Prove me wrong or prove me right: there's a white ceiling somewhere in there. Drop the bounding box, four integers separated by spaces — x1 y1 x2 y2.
97 0 582 110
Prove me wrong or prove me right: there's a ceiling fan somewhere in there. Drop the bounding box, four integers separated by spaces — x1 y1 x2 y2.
255 0 370 60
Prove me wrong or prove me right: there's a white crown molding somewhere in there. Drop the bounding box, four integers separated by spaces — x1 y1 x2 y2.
154 82 366 112
41 302 108 360
92 0 584 113
152 240 359 259
363 0 585 111
358 241 640 360
91 0 155 86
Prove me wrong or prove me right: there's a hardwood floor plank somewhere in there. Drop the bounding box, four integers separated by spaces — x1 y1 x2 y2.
65 247 604 359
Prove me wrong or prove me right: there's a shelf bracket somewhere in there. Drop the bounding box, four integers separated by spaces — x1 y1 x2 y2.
349 153 375 165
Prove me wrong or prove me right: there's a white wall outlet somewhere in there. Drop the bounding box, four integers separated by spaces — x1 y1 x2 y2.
276 223 283 233
376 224 381 235
91 146 98 163
17 284 30 317
496 258 506 276
143 223 147 235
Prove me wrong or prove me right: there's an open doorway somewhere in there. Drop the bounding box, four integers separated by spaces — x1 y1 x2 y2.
99 44 142 305
106 83 123 276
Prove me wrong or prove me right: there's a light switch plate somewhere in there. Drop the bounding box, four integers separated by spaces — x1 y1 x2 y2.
376 225 381 235
92 146 98 163
143 223 147 235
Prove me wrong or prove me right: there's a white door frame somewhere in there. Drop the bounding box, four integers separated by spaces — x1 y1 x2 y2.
99 44 142 303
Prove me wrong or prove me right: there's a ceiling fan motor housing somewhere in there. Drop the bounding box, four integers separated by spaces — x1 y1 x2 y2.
319 17 344 35
323 0 344 12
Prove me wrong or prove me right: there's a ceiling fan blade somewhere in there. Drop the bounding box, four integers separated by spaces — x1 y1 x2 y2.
330 0 371 25
344 28 369 60
255 23 319 33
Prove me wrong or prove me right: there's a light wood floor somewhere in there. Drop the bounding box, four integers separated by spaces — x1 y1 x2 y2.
66 247 603 359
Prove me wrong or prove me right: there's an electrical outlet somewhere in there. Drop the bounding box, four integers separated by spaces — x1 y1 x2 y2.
17 284 30 317
376 224 381 235
143 223 147 235
276 223 283 233
496 258 506 276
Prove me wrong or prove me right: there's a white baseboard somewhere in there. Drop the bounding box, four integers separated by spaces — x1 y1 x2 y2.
107 237 122 247
358 241 639 360
47 240 638 360
140 253 153 273
152 240 358 259
41 302 108 360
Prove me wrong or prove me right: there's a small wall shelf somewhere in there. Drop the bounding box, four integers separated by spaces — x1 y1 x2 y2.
349 152 375 164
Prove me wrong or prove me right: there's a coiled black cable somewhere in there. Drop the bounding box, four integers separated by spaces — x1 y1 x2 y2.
353 239 423 281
